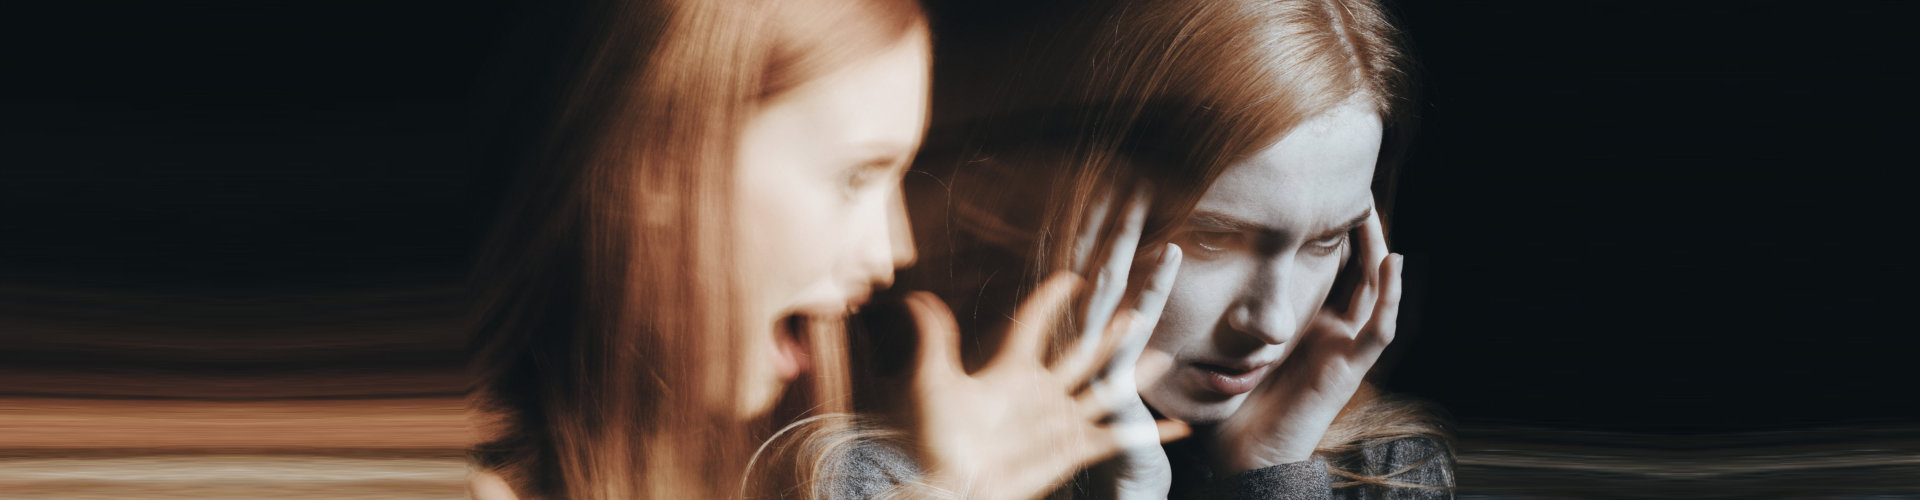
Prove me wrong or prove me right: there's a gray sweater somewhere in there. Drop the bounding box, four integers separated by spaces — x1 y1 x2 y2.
1165 436 1455 500
830 436 1454 499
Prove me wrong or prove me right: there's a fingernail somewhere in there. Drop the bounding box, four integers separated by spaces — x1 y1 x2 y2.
1161 243 1180 264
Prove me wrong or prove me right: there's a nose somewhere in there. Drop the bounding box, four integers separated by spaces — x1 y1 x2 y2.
1225 256 1298 345
856 188 917 289
887 188 917 269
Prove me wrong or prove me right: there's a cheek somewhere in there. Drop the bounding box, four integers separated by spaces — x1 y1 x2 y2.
738 175 844 297
734 105 853 310
1148 264 1240 356
1294 259 1343 320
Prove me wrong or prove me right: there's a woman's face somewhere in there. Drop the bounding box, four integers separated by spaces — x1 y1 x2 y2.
1140 98 1383 424
732 33 929 416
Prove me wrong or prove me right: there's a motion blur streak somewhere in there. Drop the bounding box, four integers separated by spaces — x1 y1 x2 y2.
0 286 471 499
0 456 467 500
1451 426 1920 498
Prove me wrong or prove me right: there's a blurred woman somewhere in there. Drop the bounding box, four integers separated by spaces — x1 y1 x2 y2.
466 0 1166 498
902 0 1454 497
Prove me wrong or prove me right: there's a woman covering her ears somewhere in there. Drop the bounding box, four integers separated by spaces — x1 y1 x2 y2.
894 0 1455 497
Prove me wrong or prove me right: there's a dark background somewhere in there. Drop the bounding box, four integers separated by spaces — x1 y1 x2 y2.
3 0 1915 433
1383 0 1919 433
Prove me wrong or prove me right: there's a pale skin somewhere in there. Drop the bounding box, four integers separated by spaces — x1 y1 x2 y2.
732 29 931 417
733 30 1189 500
1103 96 1407 496
909 189 1190 500
469 31 931 500
1069 190 1190 499
473 28 1187 500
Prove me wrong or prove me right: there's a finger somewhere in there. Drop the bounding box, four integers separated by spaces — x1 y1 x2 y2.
1102 416 1184 452
1112 243 1179 368
1155 419 1193 444
1074 378 1131 421
1132 349 1178 391
1058 310 1135 385
904 292 964 379
1069 423 1126 471
997 272 1082 366
1358 253 1405 351
1074 187 1150 362
1346 200 1390 323
1069 187 1118 274
1095 187 1151 306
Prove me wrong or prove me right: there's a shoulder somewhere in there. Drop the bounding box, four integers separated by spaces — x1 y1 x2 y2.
1200 458 1336 500
1329 436 1455 499
822 438 925 500
1354 436 1454 484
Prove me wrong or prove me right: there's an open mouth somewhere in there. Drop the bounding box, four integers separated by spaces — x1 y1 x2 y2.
771 313 814 381
770 287 875 382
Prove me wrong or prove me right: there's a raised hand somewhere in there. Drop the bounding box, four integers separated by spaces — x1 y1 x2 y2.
903 190 1188 500
1213 199 1404 474
1068 189 1188 499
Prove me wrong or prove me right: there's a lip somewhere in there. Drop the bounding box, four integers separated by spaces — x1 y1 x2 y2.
791 285 873 317
841 289 873 312
1187 360 1277 396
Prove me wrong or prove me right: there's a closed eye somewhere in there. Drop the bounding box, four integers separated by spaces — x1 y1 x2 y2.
842 157 900 197
1173 230 1245 259
1304 233 1347 257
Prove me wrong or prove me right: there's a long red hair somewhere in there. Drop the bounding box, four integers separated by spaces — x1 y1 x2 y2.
902 0 1444 490
468 0 925 498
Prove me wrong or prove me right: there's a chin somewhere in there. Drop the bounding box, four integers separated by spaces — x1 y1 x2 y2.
732 375 788 422
1146 390 1246 425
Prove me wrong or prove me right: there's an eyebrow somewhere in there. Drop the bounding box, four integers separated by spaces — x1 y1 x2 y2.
1185 211 1268 233
1187 207 1373 241
851 141 916 169
1309 208 1374 242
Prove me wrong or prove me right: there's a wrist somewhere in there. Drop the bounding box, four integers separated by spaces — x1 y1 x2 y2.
1113 452 1174 499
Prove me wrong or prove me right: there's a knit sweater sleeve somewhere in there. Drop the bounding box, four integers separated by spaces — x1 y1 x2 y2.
824 438 925 500
1181 458 1335 500
1329 437 1454 500
1181 437 1454 500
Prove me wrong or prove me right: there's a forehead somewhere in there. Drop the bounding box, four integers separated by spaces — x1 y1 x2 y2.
1196 99 1384 230
756 35 930 151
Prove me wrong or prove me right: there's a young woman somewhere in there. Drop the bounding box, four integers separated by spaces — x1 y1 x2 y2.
902 0 1453 497
466 0 1176 498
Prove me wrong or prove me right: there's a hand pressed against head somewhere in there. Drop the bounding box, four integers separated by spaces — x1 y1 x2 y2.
1140 97 1383 424
732 31 929 416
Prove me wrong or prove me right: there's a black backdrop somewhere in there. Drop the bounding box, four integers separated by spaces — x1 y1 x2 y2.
3 0 1914 436
1384 0 1919 432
